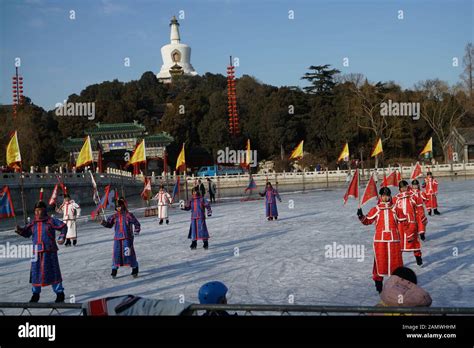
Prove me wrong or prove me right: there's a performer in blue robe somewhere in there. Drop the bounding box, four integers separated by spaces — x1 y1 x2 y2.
259 182 282 221
101 198 141 278
182 188 212 250
15 201 67 303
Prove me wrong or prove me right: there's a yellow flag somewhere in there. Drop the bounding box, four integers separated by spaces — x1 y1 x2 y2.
176 143 186 171
420 137 433 156
337 143 350 162
289 140 304 160
6 131 22 168
76 136 93 168
371 138 383 157
245 139 251 166
128 139 146 166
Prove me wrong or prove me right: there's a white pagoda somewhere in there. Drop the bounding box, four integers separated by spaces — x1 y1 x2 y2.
157 16 198 82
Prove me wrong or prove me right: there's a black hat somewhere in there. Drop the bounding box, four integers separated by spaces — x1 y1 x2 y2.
379 187 391 196
427 171 433 176
392 266 417 284
398 180 409 189
116 197 127 210
34 201 47 209
411 179 420 186
64 193 71 199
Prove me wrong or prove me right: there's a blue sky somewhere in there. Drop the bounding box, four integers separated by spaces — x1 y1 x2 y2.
0 0 472 110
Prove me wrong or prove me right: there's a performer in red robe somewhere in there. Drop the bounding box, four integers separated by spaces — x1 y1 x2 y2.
422 172 440 215
358 187 404 293
393 180 423 266
409 179 428 240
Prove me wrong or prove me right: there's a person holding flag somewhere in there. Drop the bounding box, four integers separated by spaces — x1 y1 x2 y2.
101 197 141 278
153 184 172 225
422 172 440 216
182 187 212 250
357 187 404 293
56 194 81 246
409 179 428 240
393 180 423 266
259 182 282 221
15 201 68 303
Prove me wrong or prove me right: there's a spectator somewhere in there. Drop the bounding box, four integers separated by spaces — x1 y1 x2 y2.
198 281 232 316
198 179 206 197
377 267 432 307
207 177 217 203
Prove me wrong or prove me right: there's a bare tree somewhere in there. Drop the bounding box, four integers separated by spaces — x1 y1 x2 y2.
460 42 474 99
415 79 467 163
351 81 398 167
335 73 366 88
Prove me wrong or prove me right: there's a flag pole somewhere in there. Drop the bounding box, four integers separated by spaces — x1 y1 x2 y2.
357 168 361 209
18 162 27 224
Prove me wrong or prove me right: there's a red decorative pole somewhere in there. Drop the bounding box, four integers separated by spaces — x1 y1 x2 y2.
12 67 24 119
227 56 240 137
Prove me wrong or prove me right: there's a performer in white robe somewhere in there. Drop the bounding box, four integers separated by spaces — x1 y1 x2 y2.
56 194 81 246
153 185 172 225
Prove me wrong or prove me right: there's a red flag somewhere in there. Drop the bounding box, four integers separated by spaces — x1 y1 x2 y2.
411 162 422 179
343 169 359 204
396 170 402 184
0 186 15 218
140 177 152 201
385 171 399 187
361 173 379 206
48 184 59 206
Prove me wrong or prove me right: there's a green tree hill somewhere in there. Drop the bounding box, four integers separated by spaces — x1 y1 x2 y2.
1 57 472 169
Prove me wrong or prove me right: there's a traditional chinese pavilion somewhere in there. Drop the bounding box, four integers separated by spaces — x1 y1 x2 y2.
62 121 174 173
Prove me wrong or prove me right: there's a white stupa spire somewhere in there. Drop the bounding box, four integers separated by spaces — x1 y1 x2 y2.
170 16 180 44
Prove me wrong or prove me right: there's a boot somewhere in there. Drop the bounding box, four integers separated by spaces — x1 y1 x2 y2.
166 219 169 225
73 239 77 246
190 241 197 250
434 209 441 215
416 256 423 266
65 239 71 247
55 292 65 303
131 267 139 278
375 280 383 293
111 269 117 278
428 210 432 216
274 216 278 220
159 219 163 225
203 240 209 250
29 293 40 303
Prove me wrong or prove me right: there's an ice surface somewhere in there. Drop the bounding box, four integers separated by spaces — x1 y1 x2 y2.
1 177 473 311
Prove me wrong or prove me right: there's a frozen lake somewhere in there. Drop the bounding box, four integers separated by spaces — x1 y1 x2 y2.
1 177 473 312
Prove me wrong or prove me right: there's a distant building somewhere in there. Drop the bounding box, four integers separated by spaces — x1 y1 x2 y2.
62 121 173 172
446 127 474 163
157 16 198 83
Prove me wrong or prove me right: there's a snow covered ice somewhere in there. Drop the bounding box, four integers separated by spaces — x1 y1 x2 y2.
1 177 473 313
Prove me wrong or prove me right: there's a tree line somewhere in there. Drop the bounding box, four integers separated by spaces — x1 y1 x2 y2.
1 43 473 171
